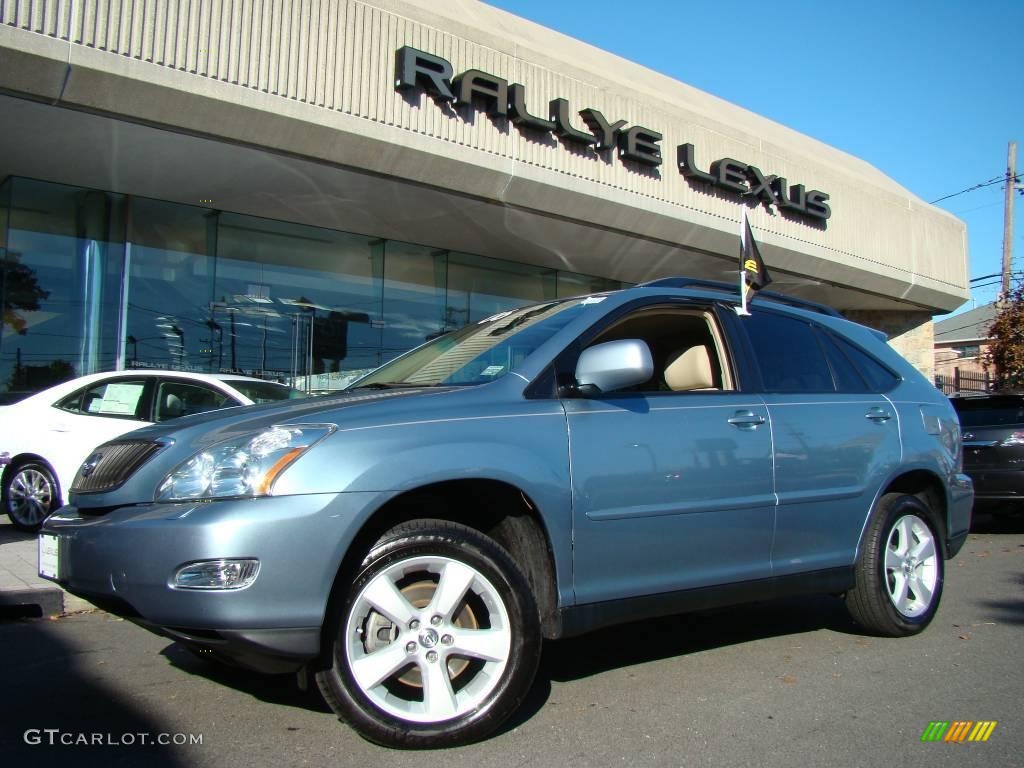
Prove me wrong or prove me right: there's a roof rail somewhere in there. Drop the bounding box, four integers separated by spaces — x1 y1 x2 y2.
637 277 844 318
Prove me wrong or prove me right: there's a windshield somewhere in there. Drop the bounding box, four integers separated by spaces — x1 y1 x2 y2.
353 298 599 388
224 380 307 403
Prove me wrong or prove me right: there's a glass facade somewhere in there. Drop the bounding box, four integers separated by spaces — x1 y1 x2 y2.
0 177 625 396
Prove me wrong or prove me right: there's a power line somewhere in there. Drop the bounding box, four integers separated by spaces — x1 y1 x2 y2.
930 173 1021 205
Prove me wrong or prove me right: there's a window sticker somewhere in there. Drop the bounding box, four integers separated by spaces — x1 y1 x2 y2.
95 383 145 416
480 365 505 377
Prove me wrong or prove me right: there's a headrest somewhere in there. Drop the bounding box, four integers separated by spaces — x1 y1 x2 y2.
664 346 715 391
163 393 183 417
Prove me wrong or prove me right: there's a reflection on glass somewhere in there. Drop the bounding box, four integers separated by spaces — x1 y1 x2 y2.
0 177 630 397
126 197 213 374
355 299 591 388
447 252 555 325
215 214 382 390
381 240 446 363
1 179 124 394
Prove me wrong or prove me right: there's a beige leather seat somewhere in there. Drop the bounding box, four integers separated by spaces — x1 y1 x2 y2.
664 345 716 391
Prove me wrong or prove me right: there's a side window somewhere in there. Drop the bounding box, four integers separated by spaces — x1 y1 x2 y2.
816 330 870 393
744 311 834 393
829 333 900 392
156 381 236 422
57 379 150 420
585 307 732 394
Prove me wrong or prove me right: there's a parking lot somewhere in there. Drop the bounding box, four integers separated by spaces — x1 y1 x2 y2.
1 511 1021 768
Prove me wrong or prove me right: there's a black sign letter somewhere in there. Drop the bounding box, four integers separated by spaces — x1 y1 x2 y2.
677 143 715 184
509 84 556 132
580 108 627 151
805 191 832 220
550 98 597 145
454 70 509 117
745 165 777 205
395 47 454 102
712 159 749 193
619 127 663 166
773 179 807 213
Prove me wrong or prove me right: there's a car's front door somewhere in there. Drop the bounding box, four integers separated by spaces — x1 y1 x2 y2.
562 305 775 605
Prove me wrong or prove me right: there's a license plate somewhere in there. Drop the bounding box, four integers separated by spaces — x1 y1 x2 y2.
38 534 59 580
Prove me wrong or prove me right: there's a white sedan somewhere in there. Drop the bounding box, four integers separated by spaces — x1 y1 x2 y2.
0 370 305 531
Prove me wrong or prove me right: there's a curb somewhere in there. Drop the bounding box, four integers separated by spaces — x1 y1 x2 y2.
0 585 65 617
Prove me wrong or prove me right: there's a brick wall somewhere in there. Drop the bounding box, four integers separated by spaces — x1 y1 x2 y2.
845 310 935 380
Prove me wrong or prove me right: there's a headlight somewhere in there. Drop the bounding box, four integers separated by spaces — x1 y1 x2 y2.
156 424 334 502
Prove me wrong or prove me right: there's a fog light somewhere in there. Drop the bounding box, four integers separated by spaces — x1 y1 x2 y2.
173 559 259 590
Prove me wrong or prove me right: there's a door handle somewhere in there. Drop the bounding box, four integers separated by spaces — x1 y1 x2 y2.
865 407 892 423
728 410 766 429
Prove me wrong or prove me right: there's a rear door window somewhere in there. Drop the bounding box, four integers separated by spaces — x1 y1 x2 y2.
743 311 834 392
155 380 238 421
827 332 900 392
816 330 870 393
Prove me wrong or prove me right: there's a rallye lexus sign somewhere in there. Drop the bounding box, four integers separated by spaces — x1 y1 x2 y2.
396 47 831 222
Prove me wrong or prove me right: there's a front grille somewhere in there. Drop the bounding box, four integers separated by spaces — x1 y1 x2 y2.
71 440 163 494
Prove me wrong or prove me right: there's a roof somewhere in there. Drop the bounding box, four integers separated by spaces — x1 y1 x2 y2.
933 303 998 344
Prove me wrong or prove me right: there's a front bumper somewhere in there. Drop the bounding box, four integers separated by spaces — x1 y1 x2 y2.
39 491 382 667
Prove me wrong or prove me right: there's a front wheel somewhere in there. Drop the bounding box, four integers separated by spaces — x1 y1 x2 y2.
316 520 541 748
846 493 944 636
3 461 60 532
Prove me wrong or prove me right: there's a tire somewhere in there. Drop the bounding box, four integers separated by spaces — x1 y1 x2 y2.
3 460 60 532
846 493 944 636
316 519 541 748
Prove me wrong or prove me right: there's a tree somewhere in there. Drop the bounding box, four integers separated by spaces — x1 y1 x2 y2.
985 281 1024 391
1 255 50 334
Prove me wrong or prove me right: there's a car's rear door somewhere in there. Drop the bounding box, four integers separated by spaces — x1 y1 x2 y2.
737 310 903 575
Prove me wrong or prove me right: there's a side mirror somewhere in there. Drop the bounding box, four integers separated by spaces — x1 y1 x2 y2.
574 339 654 396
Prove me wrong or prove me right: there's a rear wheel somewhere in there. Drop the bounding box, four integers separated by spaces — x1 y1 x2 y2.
846 493 944 636
316 520 541 748
3 461 60 532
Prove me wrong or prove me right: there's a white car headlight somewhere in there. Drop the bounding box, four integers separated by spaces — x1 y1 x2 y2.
156 424 334 502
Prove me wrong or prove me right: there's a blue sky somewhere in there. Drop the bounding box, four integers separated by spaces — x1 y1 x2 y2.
486 0 1023 316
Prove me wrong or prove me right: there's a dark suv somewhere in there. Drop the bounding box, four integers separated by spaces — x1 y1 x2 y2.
40 279 972 748
951 392 1024 510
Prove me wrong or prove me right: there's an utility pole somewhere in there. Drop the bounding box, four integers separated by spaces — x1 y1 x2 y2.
1001 140 1017 297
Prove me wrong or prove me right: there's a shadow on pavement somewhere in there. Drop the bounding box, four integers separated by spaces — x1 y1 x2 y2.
159 643 332 713
970 506 1024 534
976 570 1024 626
0 521 36 545
159 590 862 740
538 592 858 685
0 617 189 768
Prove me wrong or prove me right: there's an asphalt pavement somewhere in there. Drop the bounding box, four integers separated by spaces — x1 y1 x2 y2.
0 512 1021 768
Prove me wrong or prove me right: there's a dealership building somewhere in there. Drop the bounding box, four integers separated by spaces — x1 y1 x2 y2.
0 0 968 394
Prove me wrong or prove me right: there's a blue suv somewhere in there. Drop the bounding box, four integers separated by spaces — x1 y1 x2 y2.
39 280 972 747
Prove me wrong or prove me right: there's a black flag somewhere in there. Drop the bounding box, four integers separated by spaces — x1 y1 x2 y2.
738 212 771 315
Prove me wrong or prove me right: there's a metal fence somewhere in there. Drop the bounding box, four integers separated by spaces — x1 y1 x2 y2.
935 368 991 395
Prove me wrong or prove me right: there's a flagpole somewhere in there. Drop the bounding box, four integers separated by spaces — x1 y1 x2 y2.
737 209 750 316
